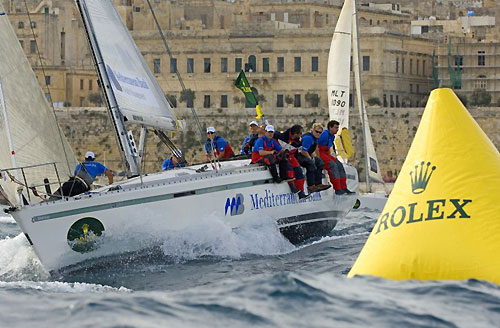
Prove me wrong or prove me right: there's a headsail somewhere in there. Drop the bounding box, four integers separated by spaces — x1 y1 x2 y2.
79 0 181 132
327 0 354 129
351 2 383 184
0 7 77 204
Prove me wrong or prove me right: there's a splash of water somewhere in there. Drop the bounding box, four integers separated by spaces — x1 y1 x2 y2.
0 234 49 281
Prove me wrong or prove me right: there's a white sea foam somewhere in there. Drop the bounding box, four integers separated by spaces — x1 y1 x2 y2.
0 280 131 293
160 215 296 261
0 214 15 224
0 234 49 281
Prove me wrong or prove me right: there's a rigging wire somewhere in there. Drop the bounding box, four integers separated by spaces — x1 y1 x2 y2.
22 0 72 174
145 0 205 147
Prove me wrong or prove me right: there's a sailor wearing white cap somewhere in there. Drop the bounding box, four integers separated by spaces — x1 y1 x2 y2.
50 151 113 200
162 149 184 171
205 126 235 161
240 120 260 154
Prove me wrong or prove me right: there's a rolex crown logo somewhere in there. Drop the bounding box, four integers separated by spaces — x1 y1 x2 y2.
410 161 436 194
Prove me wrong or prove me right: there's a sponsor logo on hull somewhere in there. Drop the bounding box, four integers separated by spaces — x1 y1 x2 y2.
67 217 105 253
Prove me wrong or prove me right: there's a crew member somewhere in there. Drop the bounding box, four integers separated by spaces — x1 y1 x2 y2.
297 123 330 193
240 120 260 155
317 120 354 195
205 126 235 162
274 124 309 199
162 149 184 171
252 125 299 195
50 151 113 200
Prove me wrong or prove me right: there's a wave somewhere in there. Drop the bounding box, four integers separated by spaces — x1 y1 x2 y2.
0 280 131 293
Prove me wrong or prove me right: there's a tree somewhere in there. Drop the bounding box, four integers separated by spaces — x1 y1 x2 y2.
366 97 381 106
470 88 491 106
305 92 320 107
88 93 103 106
179 89 195 107
456 93 468 107
285 95 294 105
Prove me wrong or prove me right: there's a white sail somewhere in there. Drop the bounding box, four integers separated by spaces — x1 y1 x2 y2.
0 7 77 204
352 2 383 184
80 0 181 131
327 0 354 129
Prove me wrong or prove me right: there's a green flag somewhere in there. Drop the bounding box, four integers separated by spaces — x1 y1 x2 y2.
234 71 263 118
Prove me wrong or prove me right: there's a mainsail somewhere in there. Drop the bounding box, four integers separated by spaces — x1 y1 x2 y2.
78 0 181 132
327 0 354 129
352 3 383 184
0 7 77 204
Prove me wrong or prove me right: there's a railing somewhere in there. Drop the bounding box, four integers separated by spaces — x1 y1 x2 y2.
0 162 63 204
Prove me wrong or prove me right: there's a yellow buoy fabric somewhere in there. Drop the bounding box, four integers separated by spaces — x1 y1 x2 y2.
335 128 355 160
348 88 500 284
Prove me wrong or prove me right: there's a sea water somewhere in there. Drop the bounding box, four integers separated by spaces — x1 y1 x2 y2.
1 208 499 327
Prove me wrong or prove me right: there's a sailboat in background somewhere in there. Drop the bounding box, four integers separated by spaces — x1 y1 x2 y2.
2 0 358 275
327 0 387 211
0 6 77 206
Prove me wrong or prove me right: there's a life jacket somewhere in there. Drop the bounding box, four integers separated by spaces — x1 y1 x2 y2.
206 135 222 156
75 163 94 187
251 136 275 163
318 131 337 153
275 129 301 149
303 131 317 155
243 134 259 154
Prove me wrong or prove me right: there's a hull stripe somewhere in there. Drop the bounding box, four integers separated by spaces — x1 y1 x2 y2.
32 178 272 222
277 210 343 227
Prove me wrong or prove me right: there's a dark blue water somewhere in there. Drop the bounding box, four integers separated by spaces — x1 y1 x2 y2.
1 208 499 327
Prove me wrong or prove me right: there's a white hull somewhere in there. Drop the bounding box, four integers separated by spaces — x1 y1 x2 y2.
356 193 387 212
10 159 358 274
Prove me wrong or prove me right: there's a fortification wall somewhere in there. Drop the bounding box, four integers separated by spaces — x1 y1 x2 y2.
56 105 500 180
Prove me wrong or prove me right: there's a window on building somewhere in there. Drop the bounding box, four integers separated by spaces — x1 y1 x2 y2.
30 40 36 54
475 75 487 89
422 60 426 75
402 58 405 74
294 57 301 72
170 58 177 73
311 56 318 72
80 79 84 90
31 21 36 28
221 57 228 73
349 93 354 107
478 51 485 66
294 94 301 107
277 57 284 72
221 95 228 108
19 40 24 49
383 94 387 107
89 80 92 91
410 84 413 93
204 58 211 73
362 56 370 71
422 25 429 33
416 84 420 93
416 59 420 75
204 95 210 108
396 57 399 73
277 94 284 107
153 58 161 74
410 59 413 74
133 6 140 12
168 96 177 108
186 96 193 108
390 95 394 107
247 55 256 72
45 93 51 102
350 56 352 72
187 58 194 73
80 97 85 106
235 57 242 72
396 95 400 107
18 21 24 29
262 57 270 72
45 76 51 85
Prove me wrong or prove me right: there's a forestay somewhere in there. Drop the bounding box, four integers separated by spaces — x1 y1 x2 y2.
81 0 182 131
352 3 383 183
0 6 77 204
327 0 353 130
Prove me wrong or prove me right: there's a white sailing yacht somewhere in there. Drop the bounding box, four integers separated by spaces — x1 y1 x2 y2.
327 0 387 211
0 0 358 275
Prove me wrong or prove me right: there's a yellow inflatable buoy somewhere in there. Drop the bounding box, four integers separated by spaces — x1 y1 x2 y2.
348 88 500 284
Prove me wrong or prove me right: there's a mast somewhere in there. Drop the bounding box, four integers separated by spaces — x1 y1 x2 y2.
76 0 139 176
352 1 371 192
